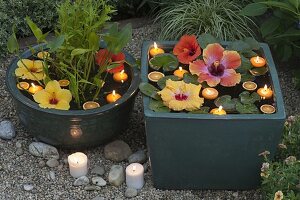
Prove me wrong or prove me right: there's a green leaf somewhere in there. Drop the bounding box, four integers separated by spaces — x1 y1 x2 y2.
241 73 255 82
71 48 92 57
47 35 65 51
242 50 258 58
240 3 268 16
183 73 200 85
261 2 298 15
239 91 260 104
88 32 100 51
7 26 19 53
236 102 259 114
288 0 299 9
198 33 219 48
249 67 269 76
260 16 281 38
139 82 161 100
93 76 105 88
243 37 260 50
149 53 179 72
282 45 293 61
189 107 210 114
227 40 250 52
25 16 48 43
237 55 252 74
214 95 239 112
157 75 180 89
149 99 170 112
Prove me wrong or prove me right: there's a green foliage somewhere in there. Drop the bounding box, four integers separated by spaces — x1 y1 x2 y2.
149 98 170 112
214 95 239 113
155 0 256 40
183 73 200 85
149 53 179 72
139 82 161 100
157 75 179 89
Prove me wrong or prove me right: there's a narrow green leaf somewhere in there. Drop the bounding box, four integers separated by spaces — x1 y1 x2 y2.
25 16 47 43
71 48 92 57
240 3 268 16
7 29 19 53
139 82 161 100
88 32 100 51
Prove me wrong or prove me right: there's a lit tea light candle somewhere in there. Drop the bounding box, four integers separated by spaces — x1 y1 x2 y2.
148 71 165 82
210 106 227 115
28 83 43 94
250 56 266 68
242 81 257 91
68 152 88 178
17 82 30 90
202 88 219 100
260 104 276 114
257 85 273 99
173 67 188 79
83 101 100 110
149 42 165 57
106 90 121 103
126 163 144 189
58 79 70 87
113 70 128 83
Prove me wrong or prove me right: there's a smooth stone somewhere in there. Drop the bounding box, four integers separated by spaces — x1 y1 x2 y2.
73 176 89 186
46 158 59 168
128 150 147 164
108 165 125 187
91 196 105 200
29 142 59 159
47 171 55 180
125 187 138 198
16 148 23 156
104 140 132 162
0 120 15 140
23 184 34 191
38 160 46 168
84 185 101 191
92 177 107 186
91 166 105 176
57 164 64 170
16 141 22 148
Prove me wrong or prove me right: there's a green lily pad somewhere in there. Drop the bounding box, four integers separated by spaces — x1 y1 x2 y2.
237 55 252 74
249 67 268 76
157 75 180 90
149 53 179 72
189 106 210 114
139 82 160 100
236 102 259 114
242 50 257 58
241 72 255 82
214 95 239 112
239 91 260 104
149 99 170 112
183 73 200 85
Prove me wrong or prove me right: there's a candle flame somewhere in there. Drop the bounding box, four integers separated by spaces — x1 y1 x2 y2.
179 67 183 71
218 106 223 112
263 84 268 91
154 42 158 49
206 88 212 95
133 165 136 172
112 90 116 96
120 70 124 74
255 56 260 63
121 80 124 83
31 83 36 88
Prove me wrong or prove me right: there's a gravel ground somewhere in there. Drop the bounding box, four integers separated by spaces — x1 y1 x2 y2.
0 22 299 200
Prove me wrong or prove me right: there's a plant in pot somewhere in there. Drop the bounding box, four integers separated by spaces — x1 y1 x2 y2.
6 0 140 148
139 34 285 189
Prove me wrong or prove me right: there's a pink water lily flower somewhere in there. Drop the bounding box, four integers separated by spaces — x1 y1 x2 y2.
189 43 241 87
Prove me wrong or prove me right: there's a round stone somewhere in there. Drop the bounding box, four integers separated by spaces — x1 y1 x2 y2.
46 158 59 168
104 140 132 162
108 165 125 187
0 120 16 140
128 150 147 164
91 166 105 176
16 148 23 156
23 184 34 191
28 142 59 160
92 177 107 186
73 176 89 186
125 187 138 198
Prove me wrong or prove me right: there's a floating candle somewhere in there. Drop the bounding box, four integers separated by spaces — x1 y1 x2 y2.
28 83 43 94
210 106 227 115
17 82 30 90
113 70 128 83
58 79 70 87
148 71 165 82
260 104 276 114
126 163 144 189
250 56 266 68
149 42 165 57
173 67 188 79
257 85 273 99
202 88 219 100
68 152 88 178
83 101 100 110
106 90 121 103
242 81 257 91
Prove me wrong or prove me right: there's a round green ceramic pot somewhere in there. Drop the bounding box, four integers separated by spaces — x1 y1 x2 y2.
6 44 140 149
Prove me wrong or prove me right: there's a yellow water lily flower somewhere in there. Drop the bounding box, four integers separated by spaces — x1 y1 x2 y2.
274 191 283 200
33 80 72 110
158 79 204 111
15 59 45 80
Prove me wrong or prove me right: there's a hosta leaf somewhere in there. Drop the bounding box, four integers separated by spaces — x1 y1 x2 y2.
236 102 259 114
214 95 239 112
139 82 160 100
249 67 269 76
149 99 170 112
157 75 180 89
239 3 268 16
183 73 200 85
239 91 260 104
149 53 179 72
189 106 210 114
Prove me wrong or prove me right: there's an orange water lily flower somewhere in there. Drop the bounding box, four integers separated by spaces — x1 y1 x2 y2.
158 80 204 111
274 191 283 200
173 35 201 64
95 49 125 73
189 43 241 87
33 80 72 110
15 59 45 80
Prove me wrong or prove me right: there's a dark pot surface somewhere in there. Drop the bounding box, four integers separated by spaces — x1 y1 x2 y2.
6 44 140 149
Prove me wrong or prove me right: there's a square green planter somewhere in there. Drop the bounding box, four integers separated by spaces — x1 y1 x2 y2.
141 41 286 190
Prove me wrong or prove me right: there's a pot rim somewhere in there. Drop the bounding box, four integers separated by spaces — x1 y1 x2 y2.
6 43 140 116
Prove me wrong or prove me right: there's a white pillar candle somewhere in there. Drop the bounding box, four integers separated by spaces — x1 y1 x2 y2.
68 152 88 178
125 163 144 189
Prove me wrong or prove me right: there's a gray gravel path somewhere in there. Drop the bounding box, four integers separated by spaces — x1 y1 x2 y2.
0 23 298 200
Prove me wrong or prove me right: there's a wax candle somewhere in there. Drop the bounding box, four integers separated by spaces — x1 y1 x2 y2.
260 104 276 114
17 82 30 90
173 67 188 79
149 42 165 57
106 90 121 103
28 83 43 94
126 163 144 189
58 79 70 87
202 88 219 100
113 70 128 83
210 106 227 115
148 71 165 82
257 85 273 99
83 101 100 110
242 81 257 91
250 56 266 68
68 152 88 178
